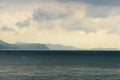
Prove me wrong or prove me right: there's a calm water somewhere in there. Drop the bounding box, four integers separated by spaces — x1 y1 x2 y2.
0 51 120 80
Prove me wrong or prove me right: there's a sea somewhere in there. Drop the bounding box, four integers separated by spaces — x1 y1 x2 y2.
0 51 120 80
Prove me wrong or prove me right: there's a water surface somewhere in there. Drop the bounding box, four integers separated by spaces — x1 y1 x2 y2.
0 51 120 80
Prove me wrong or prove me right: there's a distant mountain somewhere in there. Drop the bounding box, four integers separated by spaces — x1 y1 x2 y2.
0 40 49 50
1 40 118 50
46 44 80 50
0 40 81 50
92 48 118 50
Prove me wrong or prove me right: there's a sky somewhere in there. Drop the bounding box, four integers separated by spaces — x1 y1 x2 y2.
0 0 120 49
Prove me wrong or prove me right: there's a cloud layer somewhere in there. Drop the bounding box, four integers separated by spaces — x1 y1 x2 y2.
58 0 120 6
0 0 120 49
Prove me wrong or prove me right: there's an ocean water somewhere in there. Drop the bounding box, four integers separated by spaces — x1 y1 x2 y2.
0 51 120 80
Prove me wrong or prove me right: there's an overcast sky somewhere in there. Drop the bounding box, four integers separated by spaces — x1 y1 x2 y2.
0 0 120 49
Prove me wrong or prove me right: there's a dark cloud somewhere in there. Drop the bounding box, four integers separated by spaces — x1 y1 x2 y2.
58 0 120 6
1 0 120 7
33 8 70 22
66 26 96 33
64 22 96 33
33 9 52 21
0 26 15 31
16 19 30 28
86 7 110 18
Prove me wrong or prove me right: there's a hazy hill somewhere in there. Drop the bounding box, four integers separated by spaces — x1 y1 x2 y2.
0 40 81 50
0 40 49 50
92 48 118 50
46 44 80 50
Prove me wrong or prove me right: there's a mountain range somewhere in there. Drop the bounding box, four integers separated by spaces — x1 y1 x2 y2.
0 40 80 50
0 40 49 50
1 40 117 50
46 44 80 50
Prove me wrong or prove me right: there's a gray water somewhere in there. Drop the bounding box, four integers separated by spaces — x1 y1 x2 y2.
1 65 120 80
0 51 120 80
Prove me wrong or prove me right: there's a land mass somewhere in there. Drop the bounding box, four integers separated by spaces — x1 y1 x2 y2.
0 40 49 50
0 40 80 50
